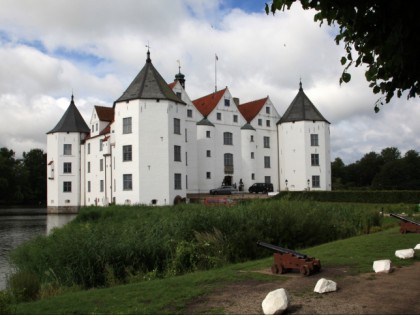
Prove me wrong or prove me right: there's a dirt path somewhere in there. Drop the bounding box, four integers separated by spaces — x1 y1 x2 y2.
186 262 420 314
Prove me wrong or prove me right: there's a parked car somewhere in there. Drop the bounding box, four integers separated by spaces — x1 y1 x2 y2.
209 186 239 195
248 183 274 193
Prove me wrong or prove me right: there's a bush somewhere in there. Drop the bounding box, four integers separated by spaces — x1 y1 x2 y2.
7 271 40 302
0 290 16 315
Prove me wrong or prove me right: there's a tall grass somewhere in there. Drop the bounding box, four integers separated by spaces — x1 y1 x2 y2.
9 200 385 289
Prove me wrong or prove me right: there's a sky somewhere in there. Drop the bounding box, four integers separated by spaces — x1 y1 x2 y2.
0 0 419 164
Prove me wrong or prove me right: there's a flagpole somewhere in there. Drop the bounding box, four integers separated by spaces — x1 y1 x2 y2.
215 53 218 93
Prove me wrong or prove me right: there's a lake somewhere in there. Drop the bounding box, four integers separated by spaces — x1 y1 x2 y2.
0 207 76 290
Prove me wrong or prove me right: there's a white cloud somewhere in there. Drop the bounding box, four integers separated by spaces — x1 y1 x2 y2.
0 1 418 163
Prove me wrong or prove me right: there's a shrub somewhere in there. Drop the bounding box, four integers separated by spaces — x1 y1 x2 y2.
0 290 16 315
7 271 40 302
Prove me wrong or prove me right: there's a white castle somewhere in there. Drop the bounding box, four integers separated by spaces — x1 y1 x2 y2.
47 51 331 213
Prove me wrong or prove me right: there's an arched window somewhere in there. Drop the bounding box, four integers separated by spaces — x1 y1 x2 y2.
224 153 234 174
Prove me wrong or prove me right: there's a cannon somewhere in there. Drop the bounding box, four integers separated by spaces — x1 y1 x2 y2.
390 213 420 233
257 241 321 276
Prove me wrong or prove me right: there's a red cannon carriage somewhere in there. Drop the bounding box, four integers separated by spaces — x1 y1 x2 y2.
257 241 321 276
390 213 420 233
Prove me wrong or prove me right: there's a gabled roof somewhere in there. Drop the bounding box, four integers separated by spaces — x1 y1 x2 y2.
168 81 177 89
196 117 215 126
47 96 90 134
278 82 329 124
192 88 227 117
95 106 114 122
238 97 268 123
114 51 185 106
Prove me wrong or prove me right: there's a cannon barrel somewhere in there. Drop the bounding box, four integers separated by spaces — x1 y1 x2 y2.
257 241 307 259
390 213 420 226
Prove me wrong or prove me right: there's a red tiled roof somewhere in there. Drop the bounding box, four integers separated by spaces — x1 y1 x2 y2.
95 106 114 122
168 81 177 89
100 121 113 136
238 97 268 122
192 88 227 117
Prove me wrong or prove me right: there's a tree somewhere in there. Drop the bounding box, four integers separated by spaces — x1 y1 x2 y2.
22 149 47 204
266 0 420 112
0 147 18 203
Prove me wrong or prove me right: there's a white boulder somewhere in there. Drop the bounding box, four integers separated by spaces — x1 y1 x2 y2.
395 248 415 259
262 288 289 315
314 278 337 294
414 244 420 250
373 259 392 273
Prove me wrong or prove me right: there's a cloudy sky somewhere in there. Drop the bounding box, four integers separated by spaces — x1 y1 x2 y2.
0 0 419 164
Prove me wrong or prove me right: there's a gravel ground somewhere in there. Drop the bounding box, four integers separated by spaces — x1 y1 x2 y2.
186 262 420 314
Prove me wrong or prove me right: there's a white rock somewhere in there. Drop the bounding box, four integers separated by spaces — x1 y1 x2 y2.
414 244 420 250
395 248 415 259
373 259 392 273
262 288 289 315
314 278 337 294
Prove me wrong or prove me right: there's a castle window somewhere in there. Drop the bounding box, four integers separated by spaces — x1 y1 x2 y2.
99 139 103 151
264 156 271 168
251 152 254 159
123 145 132 161
217 112 222 120
87 181 91 193
233 114 238 123
206 172 211 179
87 162 91 173
206 150 211 157
223 132 233 145
251 173 255 180
266 120 270 127
206 130 211 138
174 173 182 190
187 109 193 118
63 162 72 174
312 175 320 188
174 145 181 162
176 92 182 99
311 134 319 146
63 181 72 192
174 118 181 134
100 159 104 171
311 154 319 166
123 117 132 134
100 180 104 192
224 153 234 174
258 119 262 126
87 143 90 154
266 106 270 114
265 176 271 184
263 136 270 148
123 174 132 190
250 135 254 142
63 144 72 155
224 99 230 106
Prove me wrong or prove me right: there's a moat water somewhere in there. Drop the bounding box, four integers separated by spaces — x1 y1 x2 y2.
0 208 76 290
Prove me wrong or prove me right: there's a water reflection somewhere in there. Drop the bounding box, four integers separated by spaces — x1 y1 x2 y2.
0 209 76 290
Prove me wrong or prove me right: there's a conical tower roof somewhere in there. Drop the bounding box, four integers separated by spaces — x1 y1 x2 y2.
278 82 329 124
47 95 90 134
114 50 185 105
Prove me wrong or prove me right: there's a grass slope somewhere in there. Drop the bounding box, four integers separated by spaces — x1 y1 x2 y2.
15 227 419 314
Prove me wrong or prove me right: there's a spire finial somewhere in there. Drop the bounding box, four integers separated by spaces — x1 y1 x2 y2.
145 42 151 63
299 78 303 91
177 59 181 74
71 92 74 103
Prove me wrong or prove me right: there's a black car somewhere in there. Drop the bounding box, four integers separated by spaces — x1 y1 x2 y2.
248 183 273 193
209 186 239 195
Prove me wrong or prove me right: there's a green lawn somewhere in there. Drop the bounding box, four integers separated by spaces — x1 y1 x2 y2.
14 227 419 314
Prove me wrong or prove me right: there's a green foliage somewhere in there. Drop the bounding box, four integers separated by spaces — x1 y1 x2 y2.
0 147 46 205
275 190 420 205
266 0 420 110
10 200 384 290
7 271 40 302
0 290 16 315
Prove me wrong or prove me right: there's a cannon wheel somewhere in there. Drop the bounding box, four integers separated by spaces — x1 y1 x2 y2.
300 265 309 276
271 264 279 274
